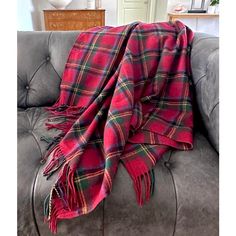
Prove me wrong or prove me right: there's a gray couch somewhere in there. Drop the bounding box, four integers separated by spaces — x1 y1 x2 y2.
17 31 219 236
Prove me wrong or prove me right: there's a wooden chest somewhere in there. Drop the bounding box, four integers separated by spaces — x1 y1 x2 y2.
43 9 105 31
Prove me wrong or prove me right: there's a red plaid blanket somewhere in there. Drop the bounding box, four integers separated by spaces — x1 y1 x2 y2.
43 21 194 233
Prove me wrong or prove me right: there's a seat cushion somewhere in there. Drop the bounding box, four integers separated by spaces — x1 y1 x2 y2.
168 132 219 236
17 107 60 235
18 107 218 236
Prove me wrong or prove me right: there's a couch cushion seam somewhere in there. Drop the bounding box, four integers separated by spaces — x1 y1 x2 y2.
31 108 42 130
31 131 43 158
48 61 62 80
25 109 43 158
28 60 47 86
17 75 28 107
194 73 206 86
166 150 178 236
210 102 219 117
31 165 41 236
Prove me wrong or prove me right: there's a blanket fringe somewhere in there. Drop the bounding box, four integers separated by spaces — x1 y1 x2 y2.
44 185 64 234
46 120 74 135
46 103 84 116
125 161 155 206
44 164 85 234
40 104 85 165
43 144 65 178
45 104 85 134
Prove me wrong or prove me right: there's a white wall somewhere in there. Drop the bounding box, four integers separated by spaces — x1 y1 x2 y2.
17 0 214 31
155 0 168 22
17 0 34 30
17 0 118 31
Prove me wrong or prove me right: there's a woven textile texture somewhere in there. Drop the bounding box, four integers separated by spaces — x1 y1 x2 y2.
42 21 194 233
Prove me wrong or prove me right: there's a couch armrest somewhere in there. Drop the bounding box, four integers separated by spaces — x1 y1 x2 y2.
191 33 219 152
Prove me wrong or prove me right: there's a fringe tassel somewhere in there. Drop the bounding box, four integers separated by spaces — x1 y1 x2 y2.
42 103 103 233
125 161 155 206
40 135 64 164
47 103 84 116
43 145 65 177
45 103 85 136
46 187 63 234
43 181 66 234
45 120 74 134
150 169 155 195
43 194 50 221
43 163 85 233
67 169 77 210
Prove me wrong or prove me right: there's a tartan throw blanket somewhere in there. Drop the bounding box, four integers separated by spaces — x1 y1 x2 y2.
42 21 194 233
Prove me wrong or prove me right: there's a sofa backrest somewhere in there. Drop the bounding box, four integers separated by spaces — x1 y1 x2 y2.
17 31 79 108
17 30 219 152
191 33 219 152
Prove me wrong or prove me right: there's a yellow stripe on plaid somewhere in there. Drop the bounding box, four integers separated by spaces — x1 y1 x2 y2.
167 82 189 139
70 31 105 103
108 111 132 146
75 169 104 182
139 144 156 165
75 43 120 54
75 176 88 214
121 144 156 166
117 78 133 101
104 170 112 191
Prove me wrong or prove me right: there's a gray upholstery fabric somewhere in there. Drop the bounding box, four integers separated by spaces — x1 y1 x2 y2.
170 133 218 236
191 33 219 152
103 155 176 236
17 31 219 236
17 31 79 108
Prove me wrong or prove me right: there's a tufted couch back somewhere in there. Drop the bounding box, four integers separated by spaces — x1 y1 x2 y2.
17 31 219 152
17 31 79 108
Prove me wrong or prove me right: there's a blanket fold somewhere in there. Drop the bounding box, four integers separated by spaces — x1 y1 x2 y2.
43 21 194 233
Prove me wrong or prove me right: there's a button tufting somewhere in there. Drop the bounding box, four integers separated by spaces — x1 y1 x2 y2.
164 161 171 168
25 85 30 90
46 56 50 61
